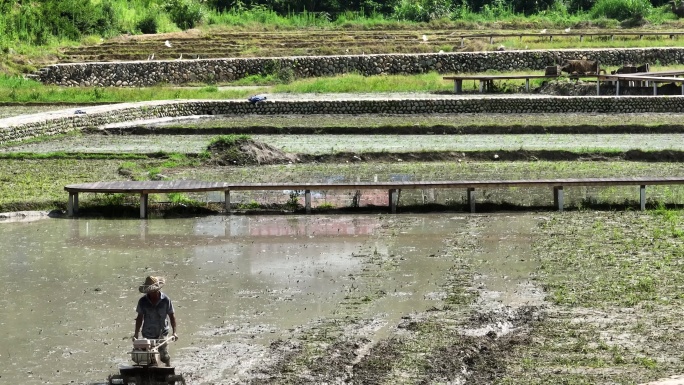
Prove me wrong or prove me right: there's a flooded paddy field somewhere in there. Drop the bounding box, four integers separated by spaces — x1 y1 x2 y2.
114 113 684 133
4 100 684 384
5 133 684 154
0 214 503 384
3 211 683 384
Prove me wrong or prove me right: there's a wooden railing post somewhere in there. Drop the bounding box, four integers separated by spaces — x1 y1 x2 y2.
467 188 475 213
66 192 80 217
140 193 148 219
554 186 564 212
640 185 646 211
224 190 231 213
389 189 397 214
305 190 311 214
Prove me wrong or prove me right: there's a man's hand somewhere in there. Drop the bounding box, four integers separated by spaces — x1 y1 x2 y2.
172 333 178 341
132 334 138 341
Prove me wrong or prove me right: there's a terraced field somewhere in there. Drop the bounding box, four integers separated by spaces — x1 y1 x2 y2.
9 20 684 385
61 28 684 62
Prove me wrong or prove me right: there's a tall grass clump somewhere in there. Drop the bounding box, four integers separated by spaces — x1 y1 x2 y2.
164 0 205 30
590 0 653 20
392 0 455 22
136 8 161 34
205 6 332 28
209 134 251 148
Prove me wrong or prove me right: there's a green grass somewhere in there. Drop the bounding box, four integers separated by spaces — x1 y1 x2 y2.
208 134 251 147
498 210 684 384
272 72 448 93
2 1 684 76
0 152 150 160
0 75 260 103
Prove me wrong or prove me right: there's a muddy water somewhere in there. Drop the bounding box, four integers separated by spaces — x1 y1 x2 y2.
0 214 541 384
471 214 544 308
0 215 451 384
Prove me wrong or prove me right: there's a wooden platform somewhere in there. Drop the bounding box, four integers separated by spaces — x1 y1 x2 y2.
597 73 684 95
444 71 684 95
65 177 684 218
443 74 560 93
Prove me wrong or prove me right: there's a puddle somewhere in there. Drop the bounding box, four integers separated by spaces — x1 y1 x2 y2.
461 214 545 338
0 213 542 384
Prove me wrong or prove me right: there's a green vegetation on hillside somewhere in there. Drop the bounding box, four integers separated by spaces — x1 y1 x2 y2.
1 0 683 74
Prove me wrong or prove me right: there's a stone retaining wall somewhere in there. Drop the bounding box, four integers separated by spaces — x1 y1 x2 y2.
3 96 684 144
36 48 684 87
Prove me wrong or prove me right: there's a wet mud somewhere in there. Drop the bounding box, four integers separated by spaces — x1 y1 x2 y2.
0 213 546 384
174 214 546 384
104 123 684 136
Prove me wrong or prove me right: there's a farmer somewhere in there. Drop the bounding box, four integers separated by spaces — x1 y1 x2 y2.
133 276 178 366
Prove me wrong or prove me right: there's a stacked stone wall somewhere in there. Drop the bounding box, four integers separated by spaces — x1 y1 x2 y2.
37 48 684 87
3 96 684 144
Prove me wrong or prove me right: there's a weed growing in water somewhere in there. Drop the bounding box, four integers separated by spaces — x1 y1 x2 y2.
167 192 201 206
286 190 302 211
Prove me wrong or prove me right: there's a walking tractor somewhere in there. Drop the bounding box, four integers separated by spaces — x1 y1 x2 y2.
108 337 185 385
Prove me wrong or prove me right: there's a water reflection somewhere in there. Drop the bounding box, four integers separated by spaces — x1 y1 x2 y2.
0 215 385 384
0 214 502 384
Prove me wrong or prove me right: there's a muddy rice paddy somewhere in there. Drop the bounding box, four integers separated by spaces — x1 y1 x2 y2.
5 93 684 385
3 133 684 155
4 212 684 384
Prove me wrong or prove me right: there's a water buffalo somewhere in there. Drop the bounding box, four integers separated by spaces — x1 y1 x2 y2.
611 63 649 75
560 59 603 75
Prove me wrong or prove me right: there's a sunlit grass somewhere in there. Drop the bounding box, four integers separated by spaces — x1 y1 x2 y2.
272 72 449 93
0 75 259 103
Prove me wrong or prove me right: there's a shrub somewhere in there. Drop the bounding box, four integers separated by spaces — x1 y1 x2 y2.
590 0 653 20
392 0 453 22
264 60 295 84
42 0 118 40
136 12 159 34
164 0 204 30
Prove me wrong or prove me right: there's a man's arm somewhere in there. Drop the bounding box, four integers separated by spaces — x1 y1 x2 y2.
134 313 143 339
169 313 178 340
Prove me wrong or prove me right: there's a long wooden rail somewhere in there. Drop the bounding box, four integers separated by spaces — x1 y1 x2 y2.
65 177 684 218
457 31 684 46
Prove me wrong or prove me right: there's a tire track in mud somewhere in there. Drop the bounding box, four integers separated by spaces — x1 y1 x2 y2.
346 214 548 384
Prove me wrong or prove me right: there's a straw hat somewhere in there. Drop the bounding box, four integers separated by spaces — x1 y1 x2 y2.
139 276 165 293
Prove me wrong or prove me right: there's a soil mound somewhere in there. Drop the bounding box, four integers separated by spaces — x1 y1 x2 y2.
537 79 598 96
206 136 299 166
